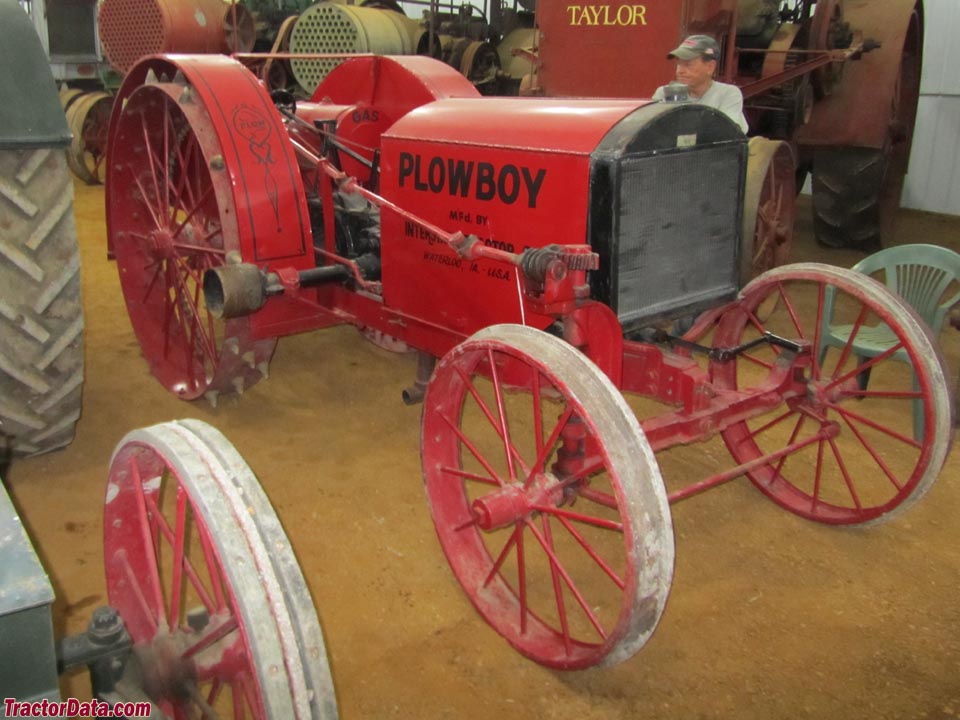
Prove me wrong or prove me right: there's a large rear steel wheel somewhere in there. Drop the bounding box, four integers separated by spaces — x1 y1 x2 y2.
711 264 952 525
104 419 338 719
422 324 674 669
108 76 275 402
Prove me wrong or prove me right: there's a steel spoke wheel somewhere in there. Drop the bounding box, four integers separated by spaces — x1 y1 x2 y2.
742 137 796 284
711 264 952 525
104 420 338 719
108 77 275 401
65 91 113 185
422 324 674 669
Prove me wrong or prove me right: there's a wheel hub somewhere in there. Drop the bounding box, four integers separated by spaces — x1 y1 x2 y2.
471 473 559 531
137 613 246 704
472 484 530 531
805 375 856 407
150 228 177 260
136 632 197 703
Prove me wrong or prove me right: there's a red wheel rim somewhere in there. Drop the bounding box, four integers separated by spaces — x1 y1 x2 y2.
80 95 112 184
744 139 796 283
423 327 673 669
711 265 950 525
753 150 794 275
104 440 267 717
109 80 274 400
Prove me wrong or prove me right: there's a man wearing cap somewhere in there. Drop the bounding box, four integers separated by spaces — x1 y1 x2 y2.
653 34 749 133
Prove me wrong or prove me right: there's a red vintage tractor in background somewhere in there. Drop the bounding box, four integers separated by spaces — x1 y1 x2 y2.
530 0 923 252
105 51 953 670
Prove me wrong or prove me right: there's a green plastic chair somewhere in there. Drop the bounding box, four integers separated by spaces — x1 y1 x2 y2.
818 244 960 440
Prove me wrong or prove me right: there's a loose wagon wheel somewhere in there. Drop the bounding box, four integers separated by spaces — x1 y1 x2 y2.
710 264 952 525
422 324 674 669
741 137 796 285
108 78 275 402
103 420 338 719
65 91 113 185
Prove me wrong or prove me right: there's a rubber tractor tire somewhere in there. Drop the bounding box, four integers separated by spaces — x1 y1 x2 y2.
811 147 888 252
0 148 84 457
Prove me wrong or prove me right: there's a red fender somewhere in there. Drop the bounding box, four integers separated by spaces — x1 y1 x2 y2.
107 54 314 270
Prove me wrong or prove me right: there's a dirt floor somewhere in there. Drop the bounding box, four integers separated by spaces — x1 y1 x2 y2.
4 183 960 719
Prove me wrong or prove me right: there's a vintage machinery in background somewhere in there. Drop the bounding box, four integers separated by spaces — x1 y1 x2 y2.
531 0 924 251
24 0 922 255
0 0 84 457
16 0 117 187
104 52 954 669
0 420 338 718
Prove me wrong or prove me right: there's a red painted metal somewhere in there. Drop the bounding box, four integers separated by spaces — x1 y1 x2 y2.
104 421 336 717
710 264 948 524
532 0 920 151
666 423 839 503
380 97 646 337
98 0 256 74
534 1 689 97
108 55 318 351
108 77 276 400
105 53 953 670
104 439 268 716
306 55 480 183
421 326 673 670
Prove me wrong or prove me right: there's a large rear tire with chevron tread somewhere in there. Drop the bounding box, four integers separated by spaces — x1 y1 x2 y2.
0 148 83 457
811 147 887 252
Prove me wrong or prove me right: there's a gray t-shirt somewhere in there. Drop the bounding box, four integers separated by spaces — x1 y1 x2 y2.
653 80 748 133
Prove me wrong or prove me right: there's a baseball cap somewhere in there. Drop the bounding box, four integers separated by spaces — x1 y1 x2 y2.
667 35 721 61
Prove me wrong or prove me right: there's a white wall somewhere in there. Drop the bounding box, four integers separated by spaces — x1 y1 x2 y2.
901 0 960 216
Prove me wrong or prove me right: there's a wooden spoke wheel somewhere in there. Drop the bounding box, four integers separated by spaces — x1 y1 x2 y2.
103 420 338 719
422 324 674 669
741 138 796 285
65 91 113 185
107 77 275 401
711 264 953 525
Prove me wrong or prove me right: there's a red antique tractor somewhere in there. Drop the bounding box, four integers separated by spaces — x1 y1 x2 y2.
105 52 953 670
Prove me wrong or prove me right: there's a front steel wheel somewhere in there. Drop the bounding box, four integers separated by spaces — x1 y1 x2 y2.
422 324 674 669
711 264 952 525
104 420 338 719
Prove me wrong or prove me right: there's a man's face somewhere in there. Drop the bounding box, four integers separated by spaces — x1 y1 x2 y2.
675 57 716 92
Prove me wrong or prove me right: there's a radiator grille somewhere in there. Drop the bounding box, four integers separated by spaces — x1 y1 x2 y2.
613 144 741 325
